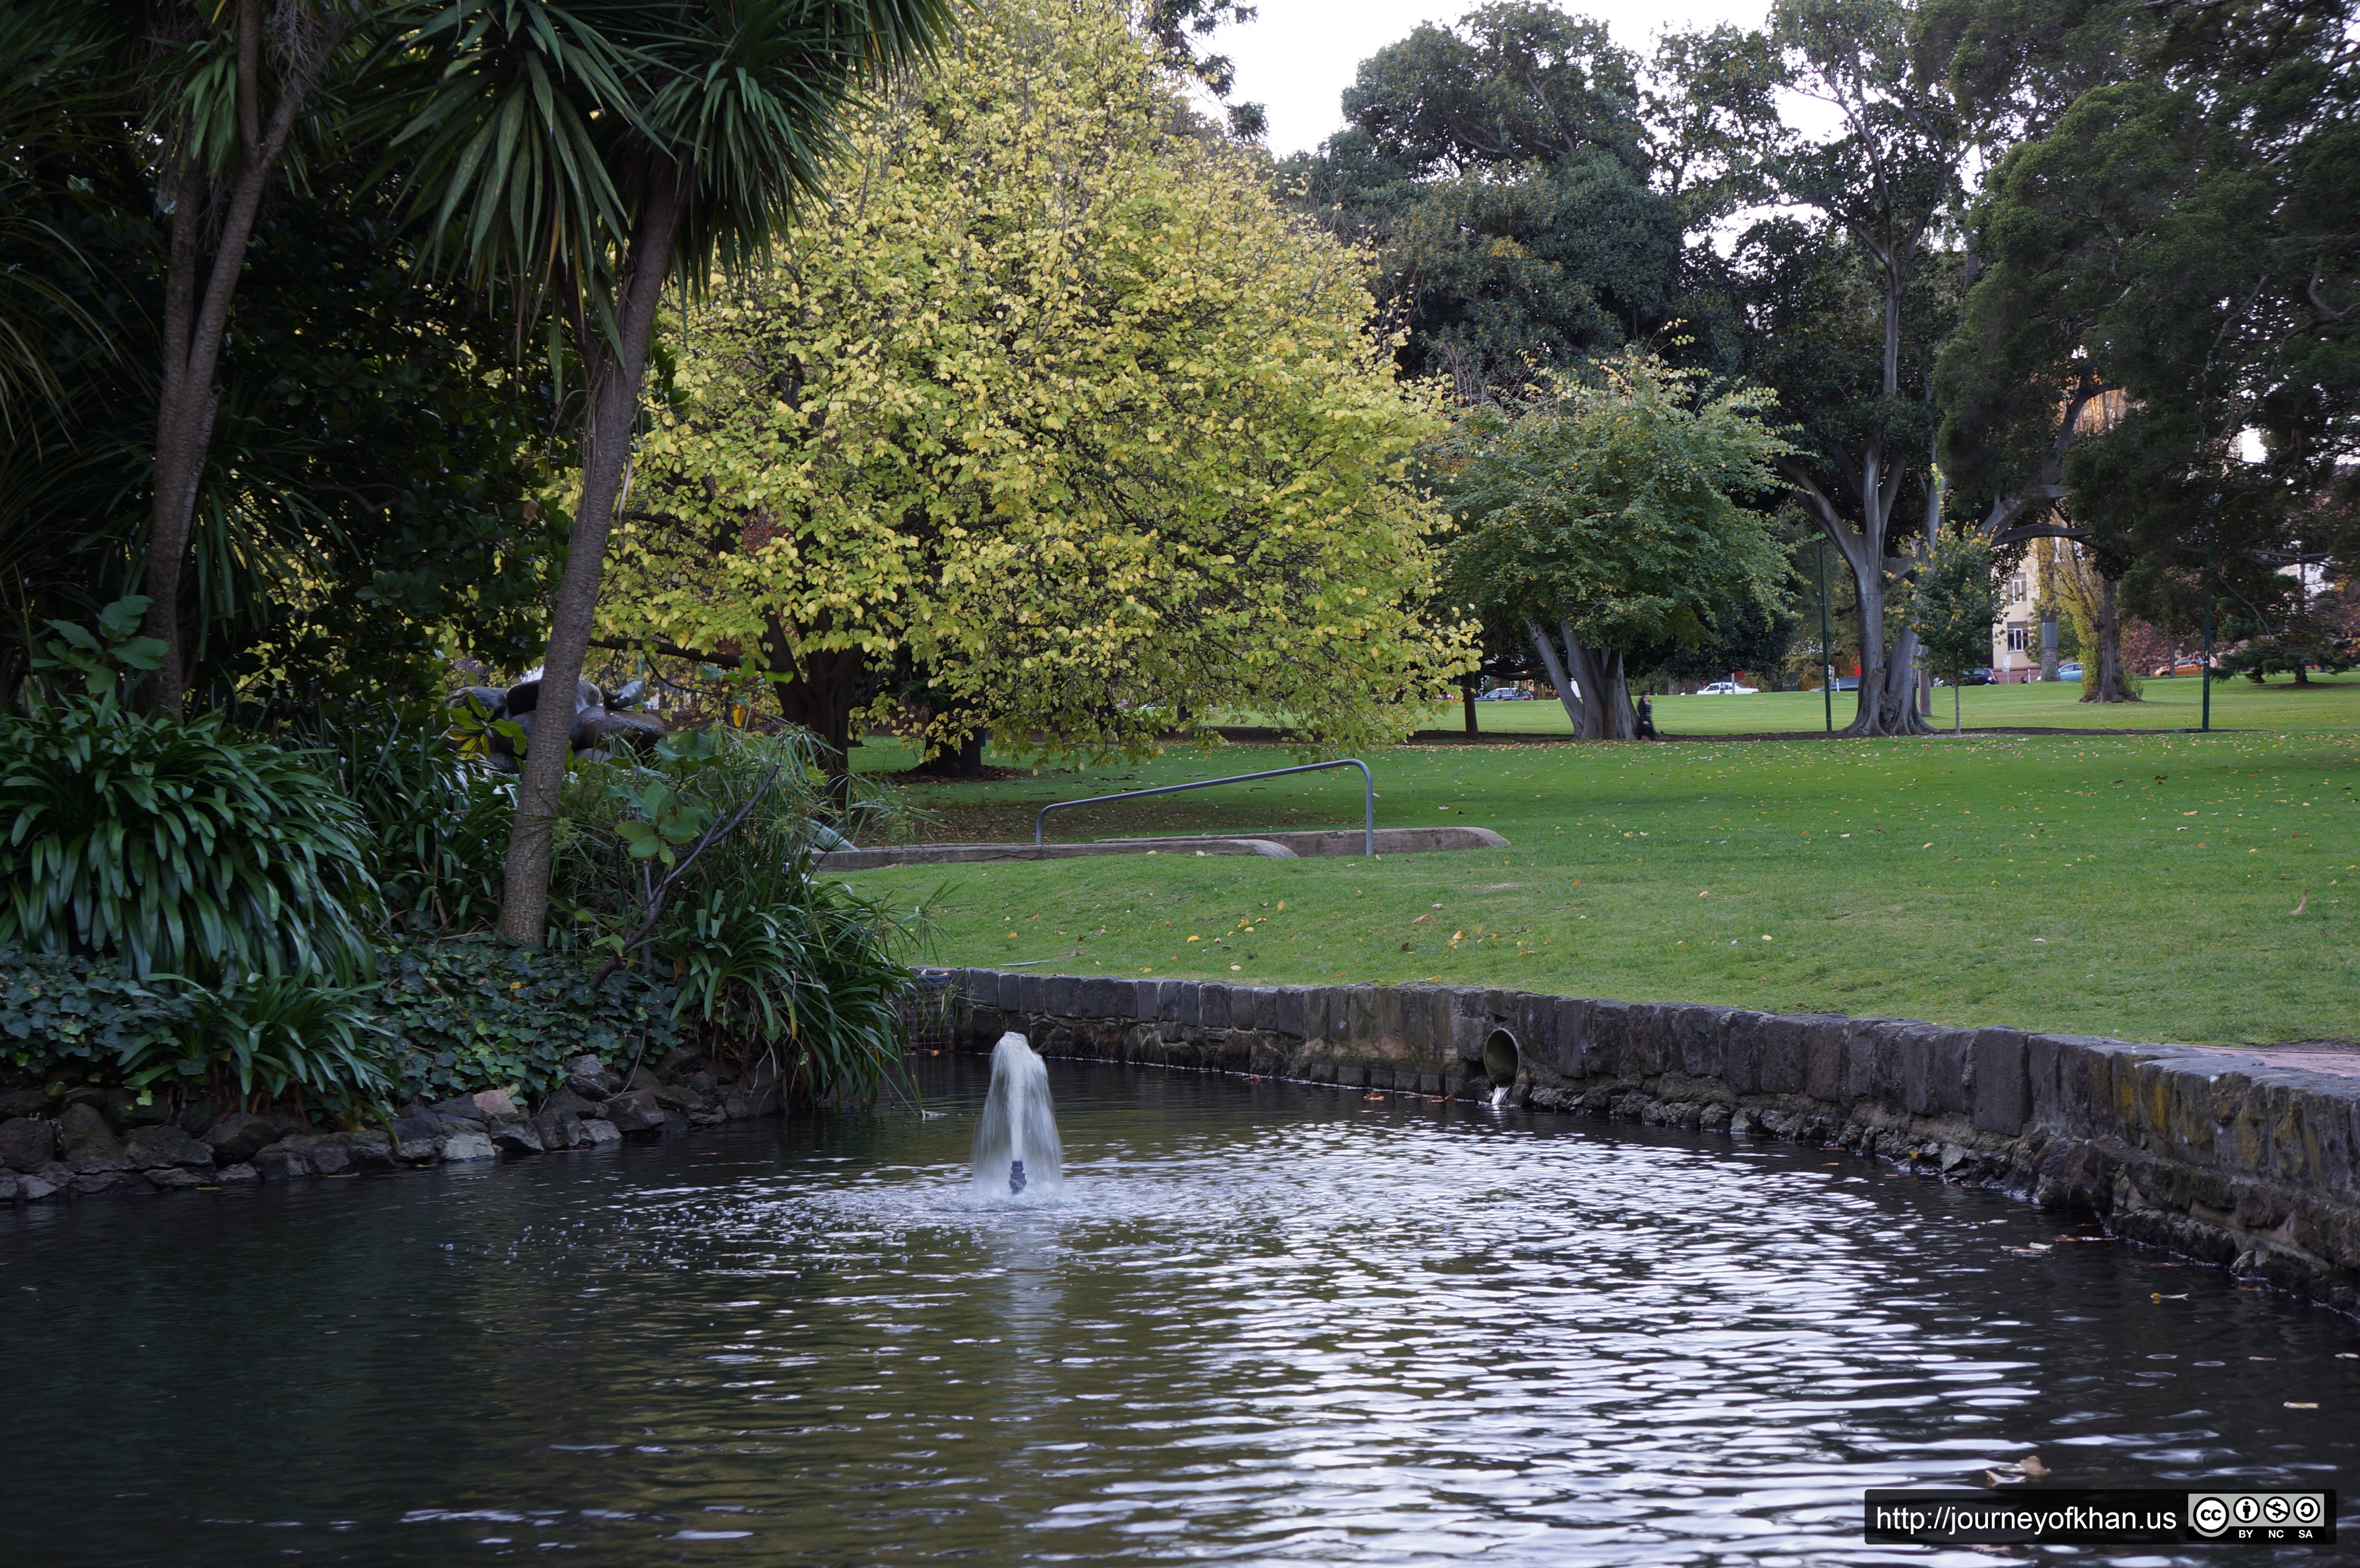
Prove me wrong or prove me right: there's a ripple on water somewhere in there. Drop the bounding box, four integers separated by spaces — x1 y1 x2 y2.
0 1057 2354 1566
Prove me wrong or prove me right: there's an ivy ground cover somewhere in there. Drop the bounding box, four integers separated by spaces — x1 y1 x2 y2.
848 701 2360 1047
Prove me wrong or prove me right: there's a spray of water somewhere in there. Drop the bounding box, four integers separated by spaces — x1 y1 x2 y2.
971 1033 1064 1199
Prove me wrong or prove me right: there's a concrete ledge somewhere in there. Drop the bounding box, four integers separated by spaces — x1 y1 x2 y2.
821 825 1507 870
921 966 2360 1315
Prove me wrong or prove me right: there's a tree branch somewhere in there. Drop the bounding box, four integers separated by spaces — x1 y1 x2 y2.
589 758 786 992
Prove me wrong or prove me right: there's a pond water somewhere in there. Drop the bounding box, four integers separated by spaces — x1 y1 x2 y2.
3 1057 2354 1567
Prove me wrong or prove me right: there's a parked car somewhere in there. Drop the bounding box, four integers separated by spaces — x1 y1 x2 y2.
1831 675 1861 691
1696 681 1758 695
2056 661 2084 681
1476 686 1531 700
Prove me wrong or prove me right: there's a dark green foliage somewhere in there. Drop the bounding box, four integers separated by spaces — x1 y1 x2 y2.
552 726 922 1099
1340 3 1647 175
376 935 679 1107
0 944 184 1087
0 944 394 1115
0 689 379 981
147 973 395 1113
1657 593 1798 687
295 703 512 933
0 935 678 1115
183 196 569 700
1909 530 2002 682
2215 619 2358 684
1937 0 2360 627
1384 152 1680 396
0 79 568 704
1278 4 1687 399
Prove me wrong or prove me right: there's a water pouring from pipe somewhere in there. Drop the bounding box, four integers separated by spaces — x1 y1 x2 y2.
1482 1027 1519 1111
972 1033 1064 1199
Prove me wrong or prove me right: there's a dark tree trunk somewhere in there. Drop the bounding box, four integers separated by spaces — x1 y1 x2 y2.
499 165 686 946
141 0 348 715
2085 573 2138 703
904 723 988 777
768 640 871 805
1461 673 1478 736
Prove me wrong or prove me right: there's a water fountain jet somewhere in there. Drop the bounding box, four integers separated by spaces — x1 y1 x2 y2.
972 1033 1063 1199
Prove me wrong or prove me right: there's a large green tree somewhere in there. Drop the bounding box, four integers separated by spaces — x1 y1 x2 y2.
1937 0 2360 695
611 0 1460 780
1281 4 1684 400
1438 351 1790 739
1674 0 1982 736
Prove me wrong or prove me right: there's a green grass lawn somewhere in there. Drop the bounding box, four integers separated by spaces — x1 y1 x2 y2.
847 676 2360 1046
1426 671 2360 736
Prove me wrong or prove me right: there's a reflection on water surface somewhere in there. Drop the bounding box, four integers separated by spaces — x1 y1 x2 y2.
1 1056 2352 1566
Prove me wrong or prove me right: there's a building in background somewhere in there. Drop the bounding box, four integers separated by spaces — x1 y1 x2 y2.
1992 548 2053 683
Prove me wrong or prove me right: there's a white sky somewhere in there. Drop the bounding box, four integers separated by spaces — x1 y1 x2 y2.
1202 0 1777 158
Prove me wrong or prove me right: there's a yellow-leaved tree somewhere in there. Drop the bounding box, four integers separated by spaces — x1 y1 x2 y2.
610 0 1463 787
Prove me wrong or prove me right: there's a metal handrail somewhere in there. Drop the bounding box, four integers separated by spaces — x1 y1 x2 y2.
1034 758 1375 855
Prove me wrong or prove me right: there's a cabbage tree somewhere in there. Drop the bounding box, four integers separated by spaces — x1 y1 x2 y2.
393 0 954 946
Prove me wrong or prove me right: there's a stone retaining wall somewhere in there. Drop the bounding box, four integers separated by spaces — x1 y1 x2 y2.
932 967 2360 1314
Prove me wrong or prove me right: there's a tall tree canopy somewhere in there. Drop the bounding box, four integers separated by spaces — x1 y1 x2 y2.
1663 0 1982 735
0 3 565 707
610 0 1462 774
1281 4 1685 400
1937 0 2360 681
1438 351 1790 739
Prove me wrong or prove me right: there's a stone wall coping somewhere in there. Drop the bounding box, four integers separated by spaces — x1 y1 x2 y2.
922 965 2360 1312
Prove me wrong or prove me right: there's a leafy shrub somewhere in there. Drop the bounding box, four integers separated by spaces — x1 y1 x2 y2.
551 727 923 1101
293 702 511 932
0 690 379 980
0 943 395 1116
0 944 187 1084
2217 620 2357 684
376 934 679 1106
0 937 681 1115
145 974 396 1114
